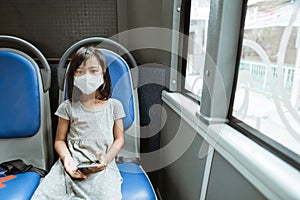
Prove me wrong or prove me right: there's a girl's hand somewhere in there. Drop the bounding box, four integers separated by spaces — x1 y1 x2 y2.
88 152 107 173
63 155 87 179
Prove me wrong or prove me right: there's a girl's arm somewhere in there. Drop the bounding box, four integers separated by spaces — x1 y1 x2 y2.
106 118 125 163
54 117 70 160
55 117 86 179
96 118 124 169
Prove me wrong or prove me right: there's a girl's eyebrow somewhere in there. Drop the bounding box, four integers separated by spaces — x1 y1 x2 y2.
78 64 99 69
88 65 101 69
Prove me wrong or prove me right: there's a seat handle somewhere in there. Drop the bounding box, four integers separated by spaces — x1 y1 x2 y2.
0 35 51 92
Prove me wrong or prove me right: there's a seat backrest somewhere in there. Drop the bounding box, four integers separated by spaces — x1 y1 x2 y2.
59 48 140 161
0 50 41 138
104 49 135 130
0 46 53 170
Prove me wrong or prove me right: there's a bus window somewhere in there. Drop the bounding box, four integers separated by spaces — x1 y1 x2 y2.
184 0 210 99
231 0 300 166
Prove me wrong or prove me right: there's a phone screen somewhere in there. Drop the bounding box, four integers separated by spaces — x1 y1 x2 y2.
77 162 101 169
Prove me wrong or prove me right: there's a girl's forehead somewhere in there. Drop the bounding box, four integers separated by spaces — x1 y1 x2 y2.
80 56 101 68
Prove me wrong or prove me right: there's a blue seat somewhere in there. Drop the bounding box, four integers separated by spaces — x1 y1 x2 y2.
0 172 40 200
57 37 157 200
0 51 41 138
0 35 54 200
104 49 135 130
118 162 156 200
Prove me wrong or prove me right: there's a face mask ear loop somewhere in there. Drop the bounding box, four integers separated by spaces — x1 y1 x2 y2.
100 83 106 91
98 74 105 91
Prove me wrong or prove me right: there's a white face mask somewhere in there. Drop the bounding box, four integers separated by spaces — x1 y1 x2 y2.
74 74 104 95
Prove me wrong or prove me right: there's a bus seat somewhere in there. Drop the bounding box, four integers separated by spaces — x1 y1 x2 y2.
0 35 54 200
118 162 157 200
57 37 157 200
0 172 40 200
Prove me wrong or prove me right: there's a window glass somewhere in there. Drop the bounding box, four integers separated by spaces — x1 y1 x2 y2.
184 0 210 98
233 0 300 157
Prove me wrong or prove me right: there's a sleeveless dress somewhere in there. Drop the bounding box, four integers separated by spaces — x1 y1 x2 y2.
31 98 125 200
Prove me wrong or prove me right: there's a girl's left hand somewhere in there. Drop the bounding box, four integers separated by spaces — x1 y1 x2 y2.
88 152 107 173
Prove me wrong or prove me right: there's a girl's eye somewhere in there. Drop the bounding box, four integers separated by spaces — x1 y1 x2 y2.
91 70 98 73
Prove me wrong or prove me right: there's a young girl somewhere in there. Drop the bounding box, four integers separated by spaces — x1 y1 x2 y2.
32 46 125 200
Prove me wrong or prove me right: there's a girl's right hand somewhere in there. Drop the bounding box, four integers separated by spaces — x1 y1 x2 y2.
63 155 87 179
87 152 107 173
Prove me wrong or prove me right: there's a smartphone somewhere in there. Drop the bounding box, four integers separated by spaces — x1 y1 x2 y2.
77 162 101 169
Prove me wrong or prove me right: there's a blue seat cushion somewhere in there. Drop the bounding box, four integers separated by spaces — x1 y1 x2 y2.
0 172 40 200
0 51 41 138
0 163 156 200
118 162 156 200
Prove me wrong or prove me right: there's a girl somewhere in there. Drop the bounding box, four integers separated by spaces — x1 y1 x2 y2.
32 46 125 200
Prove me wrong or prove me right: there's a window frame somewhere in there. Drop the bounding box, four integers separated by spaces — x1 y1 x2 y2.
178 0 204 102
178 0 300 169
227 0 300 170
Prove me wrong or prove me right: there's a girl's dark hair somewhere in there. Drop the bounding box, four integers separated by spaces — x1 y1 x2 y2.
67 46 112 102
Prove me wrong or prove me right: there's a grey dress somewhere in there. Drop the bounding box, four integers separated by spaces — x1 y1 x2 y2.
31 98 125 200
